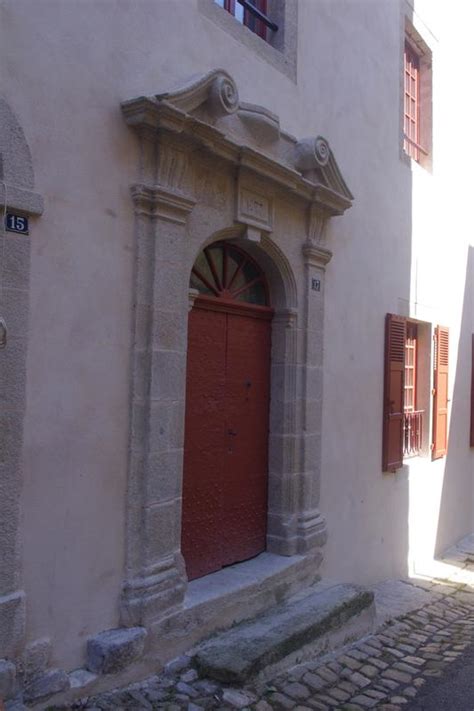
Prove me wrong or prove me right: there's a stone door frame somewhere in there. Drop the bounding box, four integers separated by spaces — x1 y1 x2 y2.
119 70 353 627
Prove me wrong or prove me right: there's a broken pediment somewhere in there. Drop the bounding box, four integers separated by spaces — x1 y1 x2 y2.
122 70 353 218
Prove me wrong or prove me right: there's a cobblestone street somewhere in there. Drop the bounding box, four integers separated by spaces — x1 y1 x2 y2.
47 539 474 711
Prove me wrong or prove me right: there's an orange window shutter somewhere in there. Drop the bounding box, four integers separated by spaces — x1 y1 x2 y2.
382 314 406 472
470 334 474 447
432 325 449 460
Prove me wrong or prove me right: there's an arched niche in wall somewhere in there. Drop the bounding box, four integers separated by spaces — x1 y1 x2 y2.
0 97 43 658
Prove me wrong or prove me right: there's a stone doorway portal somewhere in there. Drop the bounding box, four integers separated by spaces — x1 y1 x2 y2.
182 242 273 580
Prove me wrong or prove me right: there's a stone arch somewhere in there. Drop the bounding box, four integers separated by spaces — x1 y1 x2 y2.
185 229 300 559
188 227 298 312
0 97 35 188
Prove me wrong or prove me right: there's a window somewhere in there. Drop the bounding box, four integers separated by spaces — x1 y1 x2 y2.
404 42 420 161
214 0 276 41
382 315 449 472
403 24 432 169
403 323 423 457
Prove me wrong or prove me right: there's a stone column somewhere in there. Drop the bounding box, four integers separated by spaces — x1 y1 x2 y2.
295 207 333 553
121 133 196 626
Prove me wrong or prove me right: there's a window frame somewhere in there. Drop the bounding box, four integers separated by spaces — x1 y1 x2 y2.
216 0 270 41
402 22 433 171
198 0 297 82
382 315 446 472
404 42 421 162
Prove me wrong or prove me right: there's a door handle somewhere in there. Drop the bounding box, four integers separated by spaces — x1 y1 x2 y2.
227 429 237 436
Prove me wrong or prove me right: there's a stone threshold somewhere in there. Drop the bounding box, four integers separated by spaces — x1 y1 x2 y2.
192 582 375 685
151 551 325 664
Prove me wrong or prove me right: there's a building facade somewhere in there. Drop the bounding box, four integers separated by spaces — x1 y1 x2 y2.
0 0 473 705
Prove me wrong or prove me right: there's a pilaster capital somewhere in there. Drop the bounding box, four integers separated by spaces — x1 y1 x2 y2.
302 241 333 269
130 183 196 224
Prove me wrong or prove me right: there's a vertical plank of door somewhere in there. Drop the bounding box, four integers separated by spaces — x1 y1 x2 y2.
181 307 227 580
221 312 271 566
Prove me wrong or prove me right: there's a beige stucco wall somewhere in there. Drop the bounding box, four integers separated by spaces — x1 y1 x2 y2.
1 0 473 670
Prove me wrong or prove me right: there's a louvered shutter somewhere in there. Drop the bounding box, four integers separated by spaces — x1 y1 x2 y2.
432 325 449 459
470 335 474 447
382 314 406 472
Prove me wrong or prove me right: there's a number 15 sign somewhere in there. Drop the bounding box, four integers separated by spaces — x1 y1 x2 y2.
5 213 29 235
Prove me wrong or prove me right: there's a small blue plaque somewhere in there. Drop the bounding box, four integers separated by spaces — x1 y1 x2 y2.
5 213 29 235
311 278 321 292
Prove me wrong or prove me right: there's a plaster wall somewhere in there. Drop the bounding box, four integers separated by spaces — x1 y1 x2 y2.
320 0 474 583
0 0 472 671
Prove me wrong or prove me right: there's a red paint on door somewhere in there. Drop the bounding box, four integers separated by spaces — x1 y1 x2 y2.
181 298 272 581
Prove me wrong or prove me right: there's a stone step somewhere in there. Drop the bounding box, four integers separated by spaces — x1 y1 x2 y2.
192 583 375 684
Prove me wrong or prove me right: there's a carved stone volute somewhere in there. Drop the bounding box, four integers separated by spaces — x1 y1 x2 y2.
155 68 239 119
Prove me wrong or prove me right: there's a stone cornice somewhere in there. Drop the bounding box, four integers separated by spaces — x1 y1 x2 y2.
0 183 44 216
122 74 354 219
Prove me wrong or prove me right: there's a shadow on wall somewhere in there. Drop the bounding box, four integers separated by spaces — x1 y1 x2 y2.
435 245 474 556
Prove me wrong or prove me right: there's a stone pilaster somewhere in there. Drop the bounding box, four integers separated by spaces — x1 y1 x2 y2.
121 176 195 627
294 234 333 553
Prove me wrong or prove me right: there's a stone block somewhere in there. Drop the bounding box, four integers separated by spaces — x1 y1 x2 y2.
0 288 29 342
22 637 51 679
87 626 147 674
149 400 184 453
23 668 69 702
144 499 181 561
0 590 25 658
146 449 183 502
193 584 374 684
150 349 185 401
0 659 16 700
152 309 186 351
69 668 98 689
0 337 27 415
2 237 30 291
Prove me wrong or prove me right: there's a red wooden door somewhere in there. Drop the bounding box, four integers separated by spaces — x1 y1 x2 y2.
181 243 272 581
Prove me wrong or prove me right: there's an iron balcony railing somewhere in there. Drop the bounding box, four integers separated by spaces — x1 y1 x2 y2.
403 409 424 456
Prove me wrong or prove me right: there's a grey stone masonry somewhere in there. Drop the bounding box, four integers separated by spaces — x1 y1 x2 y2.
86 626 147 674
23 668 69 703
62 541 474 711
193 584 374 684
0 658 16 700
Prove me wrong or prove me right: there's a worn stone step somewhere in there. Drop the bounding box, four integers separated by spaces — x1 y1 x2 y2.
193 583 375 684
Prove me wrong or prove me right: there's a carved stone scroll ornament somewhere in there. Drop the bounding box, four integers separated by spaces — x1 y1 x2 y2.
155 68 239 119
294 136 354 213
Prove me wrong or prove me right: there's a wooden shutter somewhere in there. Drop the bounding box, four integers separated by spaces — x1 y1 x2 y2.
432 325 449 459
470 334 474 447
382 314 406 472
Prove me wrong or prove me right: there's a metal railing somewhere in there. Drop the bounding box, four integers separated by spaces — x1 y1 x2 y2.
237 0 278 31
403 410 424 456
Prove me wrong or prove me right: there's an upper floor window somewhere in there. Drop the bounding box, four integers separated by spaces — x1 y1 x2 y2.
404 42 420 161
214 0 276 41
403 24 433 170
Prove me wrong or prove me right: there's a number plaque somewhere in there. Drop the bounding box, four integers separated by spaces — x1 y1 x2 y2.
5 213 29 235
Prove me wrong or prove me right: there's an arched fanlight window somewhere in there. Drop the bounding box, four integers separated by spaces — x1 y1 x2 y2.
190 242 269 306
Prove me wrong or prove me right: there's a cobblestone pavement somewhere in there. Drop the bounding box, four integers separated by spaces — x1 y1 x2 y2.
65 543 474 711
